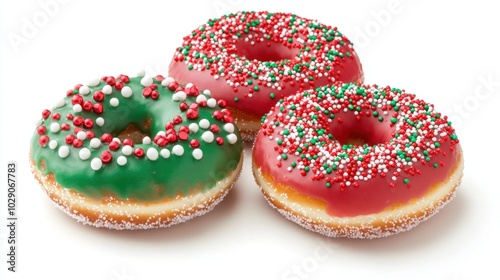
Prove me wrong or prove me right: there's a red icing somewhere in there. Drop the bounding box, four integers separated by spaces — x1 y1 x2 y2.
168 11 363 119
252 83 461 217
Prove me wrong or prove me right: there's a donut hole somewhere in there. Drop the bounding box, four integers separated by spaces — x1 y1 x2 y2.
232 34 300 62
116 121 151 144
329 111 395 146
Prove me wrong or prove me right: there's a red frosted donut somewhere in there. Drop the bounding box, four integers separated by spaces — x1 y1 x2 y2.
169 11 364 140
252 83 464 238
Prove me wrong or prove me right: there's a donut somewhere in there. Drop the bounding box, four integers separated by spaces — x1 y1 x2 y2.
252 83 463 238
30 72 244 230
168 11 364 140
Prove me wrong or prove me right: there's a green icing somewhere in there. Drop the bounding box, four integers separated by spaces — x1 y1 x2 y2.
30 76 243 201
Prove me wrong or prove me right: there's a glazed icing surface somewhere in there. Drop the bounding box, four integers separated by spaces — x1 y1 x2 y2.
169 11 364 118
31 74 243 201
253 83 461 217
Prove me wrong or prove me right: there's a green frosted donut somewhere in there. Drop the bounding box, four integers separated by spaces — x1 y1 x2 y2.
30 72 244 229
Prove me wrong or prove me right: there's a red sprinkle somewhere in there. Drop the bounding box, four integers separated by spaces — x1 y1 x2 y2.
134 148 145 158
101 151 113 163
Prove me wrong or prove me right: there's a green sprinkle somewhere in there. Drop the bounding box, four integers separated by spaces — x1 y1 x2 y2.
390 117 397 124
254 86 259 91
281 154 288 160
270 93 275 99
234 97 239 102
187 65 193 70
403 178 410 184
433 163 439 168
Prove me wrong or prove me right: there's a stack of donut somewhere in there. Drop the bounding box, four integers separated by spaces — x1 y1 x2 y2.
31 11 463 238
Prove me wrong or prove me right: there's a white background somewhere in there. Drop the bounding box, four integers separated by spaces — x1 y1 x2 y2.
1 0 499 279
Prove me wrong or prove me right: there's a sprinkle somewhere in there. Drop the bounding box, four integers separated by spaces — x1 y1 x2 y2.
142 136 152 145
121 86 133 98
76 131 87 140
196 95 207 103
202 131 215 143
140 76 153 87
172 145 184 156
161 77 175 86
136 69 145 77
227 133 238 144
172 91 187 101
203 89 211 97
224 123 235 133
189 123 199 133
199 119 210 129
90 158 102 171
192 148 203 160
96 117 105 126
102 85 113 95
55 99 66 108
88 78 100 87
110 98 119 107
122 145 133 156
90 138 101 148
50 123 61 133
73 104 83 113
49 140 58 150
79 85 90 95
160 149 171 158
147 148 159 161
117 156 127 166
79 148 91 160
58 146 70 158
207 98 217 107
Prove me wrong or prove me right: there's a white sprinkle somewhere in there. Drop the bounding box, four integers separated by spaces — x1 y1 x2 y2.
172 145 184 156
172 91 186 101
160 149 171 158
185 83 193 88
147 148 159 161
196 94 207 103
35 119 42 126
96 117 105 126
207 98 217 108
58 146 70 158
203 89 211 97
77 131 87 140
117 156 127 166
49 140 58 150
192 148 203 160
202 131 214 143
55 99 66 108
161 77 175 86
73 104 82 113
88 78 100 87
224 123 235 133
122 145 133 156
136 69 145 77
141 75 153 87
199 119 210 129
102 85 113 95
79 148 91 160
91 158 102 171
189 123 199 133
121 86 133 98
110 98 119 107
90 138 101 148
112 137 121 144
227 133 238 144
79 85 90 95
50 123 61 133
142 136 152 144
